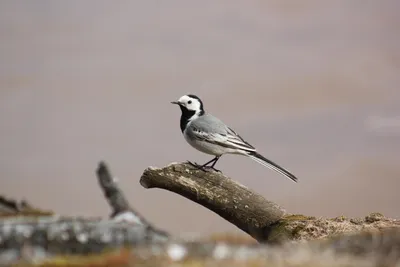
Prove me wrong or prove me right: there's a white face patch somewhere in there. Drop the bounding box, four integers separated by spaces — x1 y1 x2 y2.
177 95 202 114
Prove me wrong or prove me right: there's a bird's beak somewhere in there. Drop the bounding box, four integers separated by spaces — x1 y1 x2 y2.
171 101 179 105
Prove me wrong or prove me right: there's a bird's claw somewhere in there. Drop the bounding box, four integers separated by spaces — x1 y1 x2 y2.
186 161 206 171
210 167 221 173
186 161 201 168
186 160 222 173
186 161 219 172
195 164 222 173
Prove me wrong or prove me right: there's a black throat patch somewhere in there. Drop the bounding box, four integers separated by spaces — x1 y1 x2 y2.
179 105 196 132
178 97 205 132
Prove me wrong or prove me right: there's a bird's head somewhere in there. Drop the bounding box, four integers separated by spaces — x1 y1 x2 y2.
171 94 205 116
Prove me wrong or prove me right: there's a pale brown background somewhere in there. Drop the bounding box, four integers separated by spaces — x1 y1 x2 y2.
1 1 399 236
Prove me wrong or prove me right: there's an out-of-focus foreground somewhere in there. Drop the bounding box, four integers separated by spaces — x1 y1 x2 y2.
1 162 399 266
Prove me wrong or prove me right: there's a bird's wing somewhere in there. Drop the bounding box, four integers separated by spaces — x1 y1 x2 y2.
225 126 256 152
188 123 256 152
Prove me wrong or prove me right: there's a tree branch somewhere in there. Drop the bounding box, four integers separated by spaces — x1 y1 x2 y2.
96 161 169 237
96 162 132 217
140 162 286 242
140 162 400 244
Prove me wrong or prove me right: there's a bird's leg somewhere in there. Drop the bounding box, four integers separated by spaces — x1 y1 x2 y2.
187 156 221 172
198 156 221 172
201 157 218 167
207 156 221 172
210 157 219 168
187 157 215 168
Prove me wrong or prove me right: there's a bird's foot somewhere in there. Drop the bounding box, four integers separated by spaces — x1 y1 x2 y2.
186 161 220 172
186 160 201 168
186 161 207 171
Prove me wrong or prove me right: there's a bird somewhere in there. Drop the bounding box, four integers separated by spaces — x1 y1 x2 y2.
171 94 298 183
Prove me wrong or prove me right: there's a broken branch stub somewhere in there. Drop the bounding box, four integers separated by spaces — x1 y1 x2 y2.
96 161 169 238
97 161 132 217
140 162 286 242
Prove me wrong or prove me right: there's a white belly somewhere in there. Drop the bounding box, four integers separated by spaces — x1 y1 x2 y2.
183 131 241 156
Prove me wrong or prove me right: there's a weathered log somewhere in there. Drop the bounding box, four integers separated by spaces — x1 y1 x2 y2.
140 162 400 243
140 162 286 242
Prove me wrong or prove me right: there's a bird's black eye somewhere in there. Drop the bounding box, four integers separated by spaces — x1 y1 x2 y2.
188 100 192 104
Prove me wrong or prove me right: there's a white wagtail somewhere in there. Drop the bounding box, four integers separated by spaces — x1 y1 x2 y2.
171 94 298 183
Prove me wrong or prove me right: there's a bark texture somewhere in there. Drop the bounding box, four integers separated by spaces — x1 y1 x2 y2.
140 162 286 242
140 162 400 244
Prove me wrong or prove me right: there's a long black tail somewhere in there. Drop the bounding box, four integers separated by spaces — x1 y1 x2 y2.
247 151 298 183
